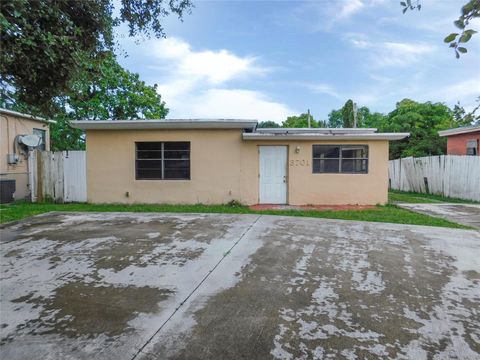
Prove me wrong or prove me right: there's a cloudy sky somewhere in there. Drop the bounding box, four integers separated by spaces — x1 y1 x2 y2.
116 0 480 123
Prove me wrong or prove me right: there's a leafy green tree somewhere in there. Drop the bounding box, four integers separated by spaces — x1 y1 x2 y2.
282 113 325 128
0 0 192 112
382 99 458 159
9 53 168 151
67 53 168 121
341 99 356 128
49 117 86 152
327 109 343 128
257 121 281 128
453 99 480 126
401 0 479 57
328 104 387 129
363 111 387 129
470 97 480 125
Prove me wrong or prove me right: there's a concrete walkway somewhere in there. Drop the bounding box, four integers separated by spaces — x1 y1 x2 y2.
1 212 479 359
397 203 480 229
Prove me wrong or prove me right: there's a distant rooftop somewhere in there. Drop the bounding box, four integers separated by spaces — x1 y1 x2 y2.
438 125 480 137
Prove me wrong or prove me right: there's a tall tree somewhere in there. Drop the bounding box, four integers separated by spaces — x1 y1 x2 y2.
67 53 168 121
327 109 343 128
453 98 480 125
341 99 356 128
0 0 192 113
383 99 458 159
257 121 281 128
328 104 386 129
11 53 168 151
282 113 325 128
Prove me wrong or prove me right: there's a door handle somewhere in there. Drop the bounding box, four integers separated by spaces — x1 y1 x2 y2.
283 176 286 183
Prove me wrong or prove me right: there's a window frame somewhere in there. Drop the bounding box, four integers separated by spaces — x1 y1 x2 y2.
312 144 369 174
466 139 478 156
135 141 191 180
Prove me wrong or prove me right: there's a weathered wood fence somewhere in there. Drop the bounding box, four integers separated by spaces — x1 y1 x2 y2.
34 150 87 203
389 155 480 201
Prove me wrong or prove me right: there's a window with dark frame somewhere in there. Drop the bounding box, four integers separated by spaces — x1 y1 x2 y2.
312 145 368 174
466 140 478 156
136 142 190 180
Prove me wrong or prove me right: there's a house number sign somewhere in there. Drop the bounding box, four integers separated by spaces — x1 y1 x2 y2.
290 159 310 166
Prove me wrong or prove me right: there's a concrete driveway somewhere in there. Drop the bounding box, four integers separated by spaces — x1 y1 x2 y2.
1 212 479 360
397 203 480 229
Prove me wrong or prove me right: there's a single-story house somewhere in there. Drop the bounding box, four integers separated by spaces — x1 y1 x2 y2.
0 108 55 203
72 119 409 205
438 125 480 156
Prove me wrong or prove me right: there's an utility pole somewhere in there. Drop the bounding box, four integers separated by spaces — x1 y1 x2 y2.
353 102 358 128
307 109 311 128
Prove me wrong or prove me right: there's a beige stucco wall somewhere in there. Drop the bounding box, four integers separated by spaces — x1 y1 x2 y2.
86 129 245 204
86 129 389 205
0 113 51 200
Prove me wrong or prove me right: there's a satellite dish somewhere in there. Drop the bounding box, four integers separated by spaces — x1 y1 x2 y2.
19 134 42 147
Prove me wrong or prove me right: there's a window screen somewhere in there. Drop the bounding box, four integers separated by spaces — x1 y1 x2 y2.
466 140 478 156
312 145 368 174
136 142 190 180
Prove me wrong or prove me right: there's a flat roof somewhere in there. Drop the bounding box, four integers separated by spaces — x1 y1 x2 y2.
243 132 410 141
71 119 258 130
0 108 56 124
438 125 480 137
256 128 378 134
70 119 409 140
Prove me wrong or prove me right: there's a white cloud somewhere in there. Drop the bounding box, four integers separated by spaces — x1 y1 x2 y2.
337 0 365 19
278 0 386 33
142 37 296 122
150 37 266 84
350 38 370 49
301 82 340 98
375 42 435 67
182 89 295 122
331 0 387 26
432 77 480 105
347 34 436 67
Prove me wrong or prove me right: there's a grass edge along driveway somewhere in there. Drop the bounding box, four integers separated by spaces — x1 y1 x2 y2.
0 200 470 229
389 189 480 204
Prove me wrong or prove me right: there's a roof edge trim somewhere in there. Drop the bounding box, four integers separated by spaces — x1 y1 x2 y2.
0 108 56 124
438 126 480 137
242 133 410 141
71 119 258 130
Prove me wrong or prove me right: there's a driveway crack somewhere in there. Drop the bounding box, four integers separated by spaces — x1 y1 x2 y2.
130 214 263 360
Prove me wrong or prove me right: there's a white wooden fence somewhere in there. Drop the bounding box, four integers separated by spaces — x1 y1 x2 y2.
389 155 480 201
34 150 87 202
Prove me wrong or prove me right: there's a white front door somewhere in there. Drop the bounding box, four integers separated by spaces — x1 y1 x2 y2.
259 146 287 204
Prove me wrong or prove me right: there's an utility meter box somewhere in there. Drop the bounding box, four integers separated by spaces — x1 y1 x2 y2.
7 154 19 164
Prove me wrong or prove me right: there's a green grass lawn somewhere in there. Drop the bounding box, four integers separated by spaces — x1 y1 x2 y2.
0 200 470 229
388 189 479 204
